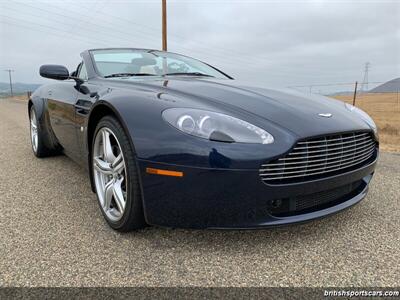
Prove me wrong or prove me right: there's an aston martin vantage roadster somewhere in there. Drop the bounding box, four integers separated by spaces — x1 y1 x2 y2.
29 48 378 231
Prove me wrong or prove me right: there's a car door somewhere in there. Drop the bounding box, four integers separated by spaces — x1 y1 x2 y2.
74 62 101 166
47 77 80 159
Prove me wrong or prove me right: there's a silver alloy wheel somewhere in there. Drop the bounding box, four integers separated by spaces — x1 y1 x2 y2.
30 107 38 153
93 127 127 222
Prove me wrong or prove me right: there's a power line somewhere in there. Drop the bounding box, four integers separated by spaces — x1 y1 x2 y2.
1 16 375 84
2 3 159 45
4 2 248 66
5 1 376 82
8 0 367 79
0 17 110 46
43 0 266 59
4 69 14 97
0 9 138 47
10 0 385 80
3 3 284 75
63 0 107 37
10 0 334 75
75 1 378 76
0 12 248 72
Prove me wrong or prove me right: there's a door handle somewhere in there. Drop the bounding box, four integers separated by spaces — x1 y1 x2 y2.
48 90 53 96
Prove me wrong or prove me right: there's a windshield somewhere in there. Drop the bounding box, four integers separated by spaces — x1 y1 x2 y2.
90 49 229 79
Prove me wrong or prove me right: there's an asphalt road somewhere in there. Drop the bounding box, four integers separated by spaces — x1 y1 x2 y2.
0 98 399 287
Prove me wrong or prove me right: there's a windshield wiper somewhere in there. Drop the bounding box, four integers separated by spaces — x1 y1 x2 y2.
104 73 156 78
163 72 214 77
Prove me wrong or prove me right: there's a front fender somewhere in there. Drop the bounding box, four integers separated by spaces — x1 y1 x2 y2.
29 87 60 151
29 89 45 120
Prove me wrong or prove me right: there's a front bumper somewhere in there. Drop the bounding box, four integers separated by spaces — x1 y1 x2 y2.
136 150 378 229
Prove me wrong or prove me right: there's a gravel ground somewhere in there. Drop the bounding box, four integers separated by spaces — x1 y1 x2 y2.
0 98 399 287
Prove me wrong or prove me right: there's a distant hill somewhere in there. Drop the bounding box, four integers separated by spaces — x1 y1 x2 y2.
0 82 41 97
370 78 400 93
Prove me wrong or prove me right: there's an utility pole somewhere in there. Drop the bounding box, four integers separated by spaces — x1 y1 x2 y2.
4 69 14 97
360 62 370 93
162 0 167 51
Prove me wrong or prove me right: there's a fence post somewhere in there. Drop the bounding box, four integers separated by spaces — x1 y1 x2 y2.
352 81 358 106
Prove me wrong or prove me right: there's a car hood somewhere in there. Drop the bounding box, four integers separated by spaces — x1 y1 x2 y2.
111 77 370 138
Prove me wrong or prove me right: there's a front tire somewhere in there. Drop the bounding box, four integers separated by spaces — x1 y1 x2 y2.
92 116 146 231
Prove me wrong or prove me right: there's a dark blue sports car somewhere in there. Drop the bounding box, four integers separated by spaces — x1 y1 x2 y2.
29 48 379 231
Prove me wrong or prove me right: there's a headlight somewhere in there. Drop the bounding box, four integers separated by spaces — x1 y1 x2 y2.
162 108 274 144
345 103 378 134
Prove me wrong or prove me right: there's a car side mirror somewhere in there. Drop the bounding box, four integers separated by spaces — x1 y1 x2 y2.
40 65 69 80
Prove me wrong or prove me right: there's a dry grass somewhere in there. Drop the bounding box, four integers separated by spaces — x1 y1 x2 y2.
333 92 400 152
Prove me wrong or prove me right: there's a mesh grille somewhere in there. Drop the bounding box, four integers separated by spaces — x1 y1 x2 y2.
268 180 365 217
260 131 376 184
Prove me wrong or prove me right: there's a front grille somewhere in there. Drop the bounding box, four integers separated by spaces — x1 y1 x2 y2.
260 131 377 184
268 180 365 217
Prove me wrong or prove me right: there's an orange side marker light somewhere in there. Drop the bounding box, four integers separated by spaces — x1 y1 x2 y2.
146 168 184 177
